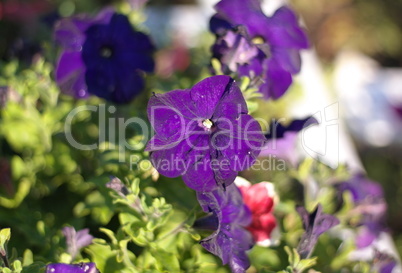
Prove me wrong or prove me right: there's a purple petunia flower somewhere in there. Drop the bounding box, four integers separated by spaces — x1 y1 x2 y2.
196 183 253 273
145 75 265 192
296 204 339 259
46 263 99 273
62 227 94 260
210 0 309 99
337 174 388 248
54 8 154 103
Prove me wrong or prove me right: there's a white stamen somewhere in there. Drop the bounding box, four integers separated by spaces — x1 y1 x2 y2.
202 119 213 129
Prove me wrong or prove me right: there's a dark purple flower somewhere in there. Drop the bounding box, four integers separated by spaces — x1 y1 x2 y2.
210 0 309 99
264 117 318 140
337 174 388 248
54 8 154 103
296 204 339 259
46 263 99 273
145 75 265 192
62 227 94 260
196 183 253 273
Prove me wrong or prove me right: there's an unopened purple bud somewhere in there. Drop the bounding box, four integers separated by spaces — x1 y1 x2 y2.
296 204 339 259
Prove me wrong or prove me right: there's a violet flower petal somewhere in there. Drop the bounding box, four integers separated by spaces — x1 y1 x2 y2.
46 263 99 273
209 14 235 35
55 51 88 98
264 6 309 49
296 204 339 259
272 47 302 75
197 184 253 273
259 58 292 99
355 223 379 249
214 0 269 39
62 227 94 259
265 117 318 140
214 114 266 171
338 173 384 203
190 75 247 120
54 9 114 51
146 89 198 144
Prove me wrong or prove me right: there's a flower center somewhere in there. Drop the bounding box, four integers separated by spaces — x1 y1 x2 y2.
100 46 113 58
252 36 265 45
202 119 214 130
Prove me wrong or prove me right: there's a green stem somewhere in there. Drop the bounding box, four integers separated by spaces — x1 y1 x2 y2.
1 253 10 268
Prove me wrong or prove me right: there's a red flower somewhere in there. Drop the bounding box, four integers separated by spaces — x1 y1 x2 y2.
236 177 280 247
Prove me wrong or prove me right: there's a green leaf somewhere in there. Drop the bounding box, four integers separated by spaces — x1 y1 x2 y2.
150 248 180 272
0 228 11 256
295 257 317 272
1 267 12 273
22 250 33 267
12 260 22 273
298 158 314 182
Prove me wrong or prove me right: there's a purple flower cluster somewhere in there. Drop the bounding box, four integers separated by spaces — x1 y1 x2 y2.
146 75 265 272
54 8 154 103
50 1 312 272
210 0 309 100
